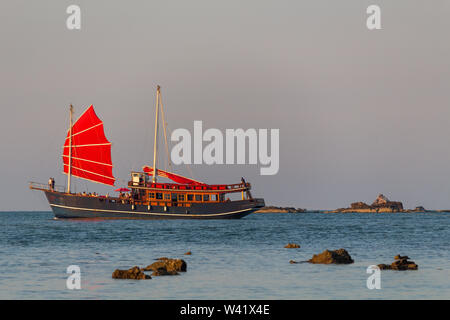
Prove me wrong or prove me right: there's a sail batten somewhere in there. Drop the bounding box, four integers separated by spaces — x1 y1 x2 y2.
63 105 115 186
62 155 113 167
63 143 112 148
64 123 104 140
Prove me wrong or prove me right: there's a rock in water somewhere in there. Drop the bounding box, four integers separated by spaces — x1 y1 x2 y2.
151 267 179 276
308 249 354 264
144 258 187 273
112 266 151 280
184 251 192 255
284 243 300 248
377 264 391 270
377 255 418 271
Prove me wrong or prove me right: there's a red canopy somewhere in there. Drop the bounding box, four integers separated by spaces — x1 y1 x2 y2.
63 105 115 186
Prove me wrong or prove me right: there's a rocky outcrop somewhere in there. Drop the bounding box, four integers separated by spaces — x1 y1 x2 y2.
372 194 389 206
350 202 371 210
378 255 418 270
404 206 427 213
112 266 151 280
308 249 354 264
144 257 187 274
284 243 300 248
371 194 403 211
326 194 404 213
184 251 192 255
254 206 306 213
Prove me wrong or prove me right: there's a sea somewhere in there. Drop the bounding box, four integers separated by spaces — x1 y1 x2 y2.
0 211 449 300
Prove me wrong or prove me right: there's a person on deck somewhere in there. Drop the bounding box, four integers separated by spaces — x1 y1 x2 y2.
48 178 55 191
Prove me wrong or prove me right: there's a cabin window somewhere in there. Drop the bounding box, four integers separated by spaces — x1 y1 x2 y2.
178 194 185 201
203 194 209 202
212 194 218 201
156 193 163 200
219 194 225 202
195 194 202 202
164 193 171 200
187 194 194 201
171 193 178 201
149 193 155 199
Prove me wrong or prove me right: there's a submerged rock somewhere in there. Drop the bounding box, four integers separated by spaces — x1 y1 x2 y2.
112 266 151 280
378 255 418 271
144 258 187 273
308 249 354 264
284 243 300 248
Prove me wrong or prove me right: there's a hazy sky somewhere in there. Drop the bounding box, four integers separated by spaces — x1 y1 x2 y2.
1 1 450 210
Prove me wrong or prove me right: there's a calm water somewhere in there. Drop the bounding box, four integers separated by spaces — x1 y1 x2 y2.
0 211 449 299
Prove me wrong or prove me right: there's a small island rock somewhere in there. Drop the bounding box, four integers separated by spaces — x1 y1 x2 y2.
144 258 187 273
378 255 418 271
308 249 354 264
112 266 151 280
325 194 404 213
254 206 306 213
284 243 300 248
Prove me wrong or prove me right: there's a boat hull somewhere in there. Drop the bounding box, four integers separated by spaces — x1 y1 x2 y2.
45 191 264 220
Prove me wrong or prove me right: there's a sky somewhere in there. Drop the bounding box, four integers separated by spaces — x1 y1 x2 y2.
1 0 449 210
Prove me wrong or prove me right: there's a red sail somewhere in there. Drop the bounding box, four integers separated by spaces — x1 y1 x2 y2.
63 105 115 186
142 166 205 185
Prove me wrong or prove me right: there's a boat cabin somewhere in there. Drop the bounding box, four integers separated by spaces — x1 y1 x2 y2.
127 171 252 207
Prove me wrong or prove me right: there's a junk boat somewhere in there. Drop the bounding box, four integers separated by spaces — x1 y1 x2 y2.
30 86 265 219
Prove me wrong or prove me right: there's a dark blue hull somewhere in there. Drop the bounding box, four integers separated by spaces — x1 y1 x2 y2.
45 191 265 220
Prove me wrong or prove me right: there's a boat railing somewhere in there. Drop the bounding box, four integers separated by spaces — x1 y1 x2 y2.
29 181 66 193
128 181 251 192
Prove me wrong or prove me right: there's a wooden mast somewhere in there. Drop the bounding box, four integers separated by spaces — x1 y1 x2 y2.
152 86 160 183
67 104 73 193
159 88 171 171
